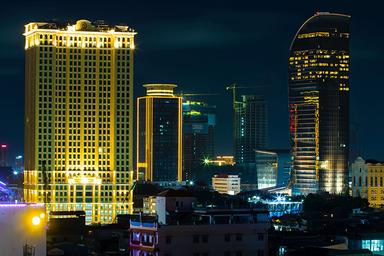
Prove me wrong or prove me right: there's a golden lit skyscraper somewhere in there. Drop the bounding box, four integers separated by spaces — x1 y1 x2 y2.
23 20 136 224
137 84 183 184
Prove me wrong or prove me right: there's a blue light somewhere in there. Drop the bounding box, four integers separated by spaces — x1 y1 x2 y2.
13 171 18 175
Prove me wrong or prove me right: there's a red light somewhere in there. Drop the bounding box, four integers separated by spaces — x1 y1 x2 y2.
1 145 7 148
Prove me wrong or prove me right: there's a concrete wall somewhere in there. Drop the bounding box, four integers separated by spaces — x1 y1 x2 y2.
0 204 46 255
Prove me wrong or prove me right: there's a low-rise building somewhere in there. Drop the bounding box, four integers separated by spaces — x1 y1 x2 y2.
212 174 241 195
130 208 270 256
156 189 196 225
352 157 384 207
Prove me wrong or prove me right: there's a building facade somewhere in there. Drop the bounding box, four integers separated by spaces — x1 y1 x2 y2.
255 150 278 190
234 95 266 164
289 12 350 195
183 100 216 181
137 84 183 183
143 196 157 215
352 157 384 208
130 208 270 256
24 20 136 223
212 174 241 195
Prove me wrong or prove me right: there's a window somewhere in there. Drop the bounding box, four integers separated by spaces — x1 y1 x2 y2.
257 250 264 256
166 236 172 244
236 252 242 256
224 234 231 242
236 233 242 241
202 235 209 243
257 233 264 241
193 235 199 243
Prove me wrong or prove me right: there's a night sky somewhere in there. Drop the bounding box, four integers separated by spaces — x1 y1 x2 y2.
0 0 383 163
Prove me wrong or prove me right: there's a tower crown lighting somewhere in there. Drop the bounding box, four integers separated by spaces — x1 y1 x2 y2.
144 84 177 96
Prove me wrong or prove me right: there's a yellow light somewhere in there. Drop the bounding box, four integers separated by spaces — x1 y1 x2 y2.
32 216 41 226
81 177 88 184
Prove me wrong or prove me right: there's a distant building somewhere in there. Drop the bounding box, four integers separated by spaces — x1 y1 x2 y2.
212 174 241 195
234 95 267 164
0 203 46 255
351 157 384 207
0 144 8 167
275 150 292 188
351 157 368 199
130 207 270 256
137 84 183 183
239 150 291 191
183 100 216 181
289 13 350 195
255 150 278 189
207 155 235 166
14 155 23 175
256 149 292 189
143 196 157 215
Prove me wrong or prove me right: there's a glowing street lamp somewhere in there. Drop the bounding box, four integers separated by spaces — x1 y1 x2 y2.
32 216 41 226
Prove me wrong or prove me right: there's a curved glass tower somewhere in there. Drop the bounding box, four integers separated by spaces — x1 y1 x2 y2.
288 12 350 195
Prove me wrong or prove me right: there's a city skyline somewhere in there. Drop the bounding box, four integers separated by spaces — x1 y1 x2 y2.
0 1 383 160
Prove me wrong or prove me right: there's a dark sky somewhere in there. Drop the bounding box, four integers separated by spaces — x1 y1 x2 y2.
0 0 383 163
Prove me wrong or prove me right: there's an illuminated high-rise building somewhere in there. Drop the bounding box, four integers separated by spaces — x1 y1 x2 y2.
289 12 350 195
23 20 136 223
182 99 216 181
137 84 183 183
234 95 266 164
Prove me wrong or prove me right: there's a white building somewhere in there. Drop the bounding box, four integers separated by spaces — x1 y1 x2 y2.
351 157 368 199
0 203 46 255
212 174 241 195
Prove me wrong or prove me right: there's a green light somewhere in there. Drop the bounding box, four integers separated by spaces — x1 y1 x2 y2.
203 158 210 165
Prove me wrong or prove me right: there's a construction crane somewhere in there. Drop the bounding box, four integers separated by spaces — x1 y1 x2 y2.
226 83 269 109
176 93 220 98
